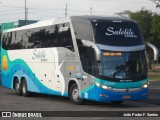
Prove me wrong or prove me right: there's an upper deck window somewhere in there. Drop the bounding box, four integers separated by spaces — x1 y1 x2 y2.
72 21 93 41
92 19 144 46
2 23 74 51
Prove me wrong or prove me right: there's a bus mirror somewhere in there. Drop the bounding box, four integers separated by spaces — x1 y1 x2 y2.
94 44 101 61
81 40 101 61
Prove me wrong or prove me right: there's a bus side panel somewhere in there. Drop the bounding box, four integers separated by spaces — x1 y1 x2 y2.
1 48 63 96
1 48 13 89
55 47 77 97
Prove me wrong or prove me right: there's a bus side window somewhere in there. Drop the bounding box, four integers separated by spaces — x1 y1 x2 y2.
57 23 74 51
72 21 93 41
2 32 13 50
2 33 8 50
78 46 98 76
2 23 74 50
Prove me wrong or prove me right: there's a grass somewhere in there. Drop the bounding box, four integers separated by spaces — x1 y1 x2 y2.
148 64 160 81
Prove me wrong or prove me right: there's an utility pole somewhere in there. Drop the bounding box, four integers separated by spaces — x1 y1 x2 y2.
25 0 27 24
90 7 92 15
65 3 68 17
26 8 28 21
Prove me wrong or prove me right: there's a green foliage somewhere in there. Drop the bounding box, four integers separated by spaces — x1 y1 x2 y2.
129 9 153 42
150 14 160 45
116 8 160 47
116 10 131 18
150 0 160 8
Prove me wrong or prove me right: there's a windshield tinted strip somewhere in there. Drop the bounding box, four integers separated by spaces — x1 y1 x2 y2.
97 44 145 52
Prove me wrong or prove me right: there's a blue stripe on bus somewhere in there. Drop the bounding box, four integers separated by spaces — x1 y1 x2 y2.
94 78 148 88
1 49 63 96
81 86 148 102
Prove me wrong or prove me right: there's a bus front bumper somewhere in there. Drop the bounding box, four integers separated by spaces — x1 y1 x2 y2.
88 87 148 102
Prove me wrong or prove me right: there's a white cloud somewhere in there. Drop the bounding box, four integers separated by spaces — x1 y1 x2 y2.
0 0 159 23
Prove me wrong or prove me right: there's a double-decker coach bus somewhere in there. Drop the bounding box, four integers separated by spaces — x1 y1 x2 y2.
1 16 148 104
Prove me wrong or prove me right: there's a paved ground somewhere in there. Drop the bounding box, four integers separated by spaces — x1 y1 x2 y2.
0 81 160 119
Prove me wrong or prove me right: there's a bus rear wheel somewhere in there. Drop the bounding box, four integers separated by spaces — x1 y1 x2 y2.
14 79 22 96
70 83 84 105
22 79 30 97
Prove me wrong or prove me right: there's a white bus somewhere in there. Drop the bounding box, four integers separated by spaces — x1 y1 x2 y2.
1 16 148 105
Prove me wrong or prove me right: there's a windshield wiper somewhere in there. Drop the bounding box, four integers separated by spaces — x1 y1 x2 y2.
115 65 126 71
110 65 127 78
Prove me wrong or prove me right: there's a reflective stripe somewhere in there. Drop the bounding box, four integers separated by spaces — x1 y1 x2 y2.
109 87 142 92
97 44 145 52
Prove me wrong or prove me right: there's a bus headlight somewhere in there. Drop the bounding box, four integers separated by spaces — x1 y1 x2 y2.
94 82 111 90
95 82 101 87
142 84 148 88
101 85 111 90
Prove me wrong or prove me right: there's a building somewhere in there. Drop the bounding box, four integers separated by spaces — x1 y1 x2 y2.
0 20 38 31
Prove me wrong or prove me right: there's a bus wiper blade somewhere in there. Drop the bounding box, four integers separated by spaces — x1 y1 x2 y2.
115 65 126 71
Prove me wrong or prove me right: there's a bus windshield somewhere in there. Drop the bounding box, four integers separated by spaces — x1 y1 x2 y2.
92 19 144 46
99 51 147 80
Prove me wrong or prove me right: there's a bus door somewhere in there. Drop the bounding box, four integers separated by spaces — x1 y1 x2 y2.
78 46 98 99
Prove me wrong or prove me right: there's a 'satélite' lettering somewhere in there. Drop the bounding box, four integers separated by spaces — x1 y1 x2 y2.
105 27 137 38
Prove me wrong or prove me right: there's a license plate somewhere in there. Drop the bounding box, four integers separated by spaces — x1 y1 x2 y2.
123 95 131 99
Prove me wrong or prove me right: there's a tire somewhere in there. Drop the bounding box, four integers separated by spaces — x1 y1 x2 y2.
111 101 123 105
22 79 30 97
70 83 84 105
14 79 22 96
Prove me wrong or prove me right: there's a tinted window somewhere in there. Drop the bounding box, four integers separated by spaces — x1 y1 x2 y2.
78 46 98 76
72 21 93 41
92 20 144 46
2 23 74 51
99 51 147 80
2 33 8 50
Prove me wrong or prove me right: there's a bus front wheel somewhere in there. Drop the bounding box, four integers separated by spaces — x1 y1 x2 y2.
70 83 84 105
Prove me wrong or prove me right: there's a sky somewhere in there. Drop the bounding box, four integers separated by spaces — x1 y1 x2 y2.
0 0 160 23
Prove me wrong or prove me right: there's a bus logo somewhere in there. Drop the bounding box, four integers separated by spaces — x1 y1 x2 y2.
105 27 137 38
32 50 47 61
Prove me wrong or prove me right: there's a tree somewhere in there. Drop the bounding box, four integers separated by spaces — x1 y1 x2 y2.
150 0 160 8
130 9 153 42
116 8 160 45
116 8 153 42
150 14 160 46
116 8 160 69
116 10 131 18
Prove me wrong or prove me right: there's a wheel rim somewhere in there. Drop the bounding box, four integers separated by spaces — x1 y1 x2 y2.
22 83 26 94
15 82 19 93
72 88 79 101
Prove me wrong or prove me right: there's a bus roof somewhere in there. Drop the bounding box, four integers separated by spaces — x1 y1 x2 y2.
4 16 136 33
70 15 135 22
4 17 69 32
